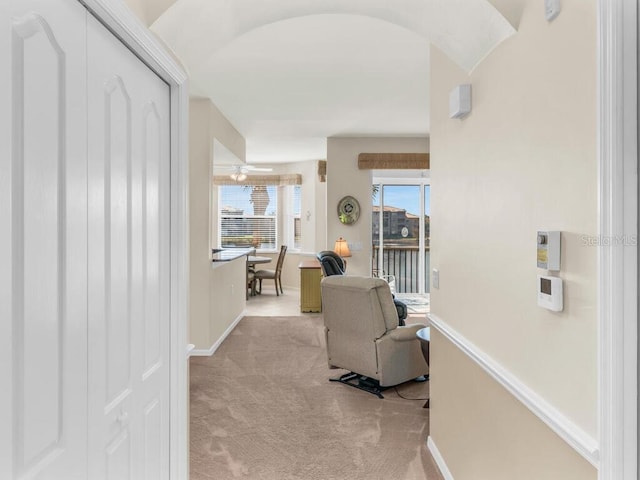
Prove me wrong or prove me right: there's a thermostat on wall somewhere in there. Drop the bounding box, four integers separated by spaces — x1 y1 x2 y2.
537 275 563 312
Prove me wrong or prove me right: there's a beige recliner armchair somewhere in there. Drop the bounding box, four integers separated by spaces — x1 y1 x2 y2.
321 275 428 397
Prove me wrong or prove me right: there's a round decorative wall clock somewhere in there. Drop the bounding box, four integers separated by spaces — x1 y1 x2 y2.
337 195 360 225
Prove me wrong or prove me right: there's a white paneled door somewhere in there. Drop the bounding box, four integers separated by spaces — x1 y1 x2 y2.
87 13 171 480
0 1 89 478
0 1 172 479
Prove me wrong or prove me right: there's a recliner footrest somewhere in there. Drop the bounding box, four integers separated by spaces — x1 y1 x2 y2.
329 372 386 399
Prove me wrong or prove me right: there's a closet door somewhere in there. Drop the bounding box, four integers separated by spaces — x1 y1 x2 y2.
0 1 88 479
86 13 171 480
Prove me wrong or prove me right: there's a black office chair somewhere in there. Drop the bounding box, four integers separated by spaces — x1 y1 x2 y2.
315 250 408 325
316 250 346 276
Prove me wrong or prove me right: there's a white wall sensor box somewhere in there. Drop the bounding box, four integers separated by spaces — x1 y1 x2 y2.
449 84 472 118
537 275 563 312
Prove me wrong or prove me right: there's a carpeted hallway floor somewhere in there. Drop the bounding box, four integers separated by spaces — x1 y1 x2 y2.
190 315 443 480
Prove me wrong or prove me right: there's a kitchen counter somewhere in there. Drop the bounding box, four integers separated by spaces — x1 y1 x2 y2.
211 247 255 263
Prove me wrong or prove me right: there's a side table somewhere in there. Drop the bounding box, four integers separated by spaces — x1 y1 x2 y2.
299 259 322 312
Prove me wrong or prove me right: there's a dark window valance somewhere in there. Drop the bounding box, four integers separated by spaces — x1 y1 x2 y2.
317 160 326 182
358 153 430 170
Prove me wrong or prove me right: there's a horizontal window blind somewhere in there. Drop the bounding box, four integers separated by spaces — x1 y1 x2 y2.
220 185 277 250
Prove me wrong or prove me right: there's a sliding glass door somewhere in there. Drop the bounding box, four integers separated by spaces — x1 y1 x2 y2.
372 181 430 294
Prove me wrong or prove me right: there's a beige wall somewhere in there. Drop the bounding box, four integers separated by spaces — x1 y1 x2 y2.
189 99 213 348
189 98 248 350
431 330 596 480
429 0 597 477
210 102 246 162
123 0 149 25
280 253 314 290
326 137 430 276
207 259 247 347
123 0 177 26
281 161 326 255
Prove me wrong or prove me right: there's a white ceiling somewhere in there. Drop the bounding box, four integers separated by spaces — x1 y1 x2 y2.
150 0 515 164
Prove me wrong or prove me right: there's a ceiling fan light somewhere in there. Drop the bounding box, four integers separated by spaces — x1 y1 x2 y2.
230 171 247 181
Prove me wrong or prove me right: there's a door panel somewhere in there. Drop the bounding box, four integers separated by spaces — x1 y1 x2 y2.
105 76 133 410
87 13 171 480
142 104 162 375
138 97 171 480
0 1 88 478
18 14 65 466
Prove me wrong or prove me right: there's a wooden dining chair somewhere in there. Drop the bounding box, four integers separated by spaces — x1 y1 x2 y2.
254 245 287 296
246 270 256 299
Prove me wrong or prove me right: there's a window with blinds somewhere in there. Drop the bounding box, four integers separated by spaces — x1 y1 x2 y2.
219 185 277 250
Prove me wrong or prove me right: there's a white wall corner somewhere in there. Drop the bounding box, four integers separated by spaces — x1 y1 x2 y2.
427 436 455 480
189 311 244 357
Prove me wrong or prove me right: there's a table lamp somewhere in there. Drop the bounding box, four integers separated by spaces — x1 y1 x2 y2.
333 237 351 259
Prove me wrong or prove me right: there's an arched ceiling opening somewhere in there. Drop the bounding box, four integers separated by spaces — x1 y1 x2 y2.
149 0 515 163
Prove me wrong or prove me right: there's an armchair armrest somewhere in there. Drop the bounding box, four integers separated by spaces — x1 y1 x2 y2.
387 323 426 342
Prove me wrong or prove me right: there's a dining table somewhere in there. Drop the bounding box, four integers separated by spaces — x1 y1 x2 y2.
246 255 272 297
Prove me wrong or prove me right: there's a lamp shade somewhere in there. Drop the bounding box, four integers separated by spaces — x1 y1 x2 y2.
333 237 351 257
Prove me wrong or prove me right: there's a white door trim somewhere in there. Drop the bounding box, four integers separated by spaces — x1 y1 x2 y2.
597 1 638 479
77 2 189 479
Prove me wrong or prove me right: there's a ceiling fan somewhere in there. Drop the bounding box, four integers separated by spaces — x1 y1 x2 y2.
215 165 273 181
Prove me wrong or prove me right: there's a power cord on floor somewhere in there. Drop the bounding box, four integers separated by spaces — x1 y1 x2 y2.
393 386 429 401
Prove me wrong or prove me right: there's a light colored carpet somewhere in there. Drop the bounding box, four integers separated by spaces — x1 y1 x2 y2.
190 315 443 480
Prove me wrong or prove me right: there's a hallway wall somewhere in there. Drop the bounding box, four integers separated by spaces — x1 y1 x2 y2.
428 0 598 478
189 98 247 350
124 0 177 26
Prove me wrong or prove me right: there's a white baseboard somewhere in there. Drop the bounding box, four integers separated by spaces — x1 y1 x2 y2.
428 313 599 467
189 311 245 357
427 437 454 480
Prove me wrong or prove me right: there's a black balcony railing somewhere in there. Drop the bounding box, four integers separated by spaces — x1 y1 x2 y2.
371 245 430 293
